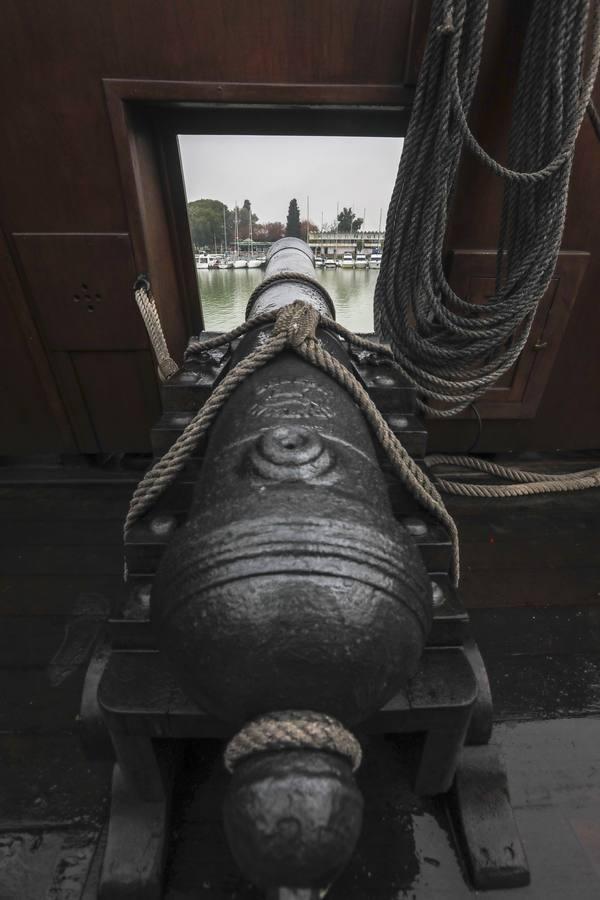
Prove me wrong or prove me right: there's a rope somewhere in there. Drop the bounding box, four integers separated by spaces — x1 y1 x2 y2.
125 300 460 585
374 0 600 417
125 326 288 533
224 710 362 773
133 276 179 381
427 454 600 498
184 308 282 359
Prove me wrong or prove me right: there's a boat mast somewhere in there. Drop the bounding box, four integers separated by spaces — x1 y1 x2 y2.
234 202 239 257
223 205 228 256
249 202 253 258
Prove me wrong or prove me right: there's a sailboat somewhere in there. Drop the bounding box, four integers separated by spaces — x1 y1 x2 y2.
217 206 234 267
247 202 262 268
232 204 247 269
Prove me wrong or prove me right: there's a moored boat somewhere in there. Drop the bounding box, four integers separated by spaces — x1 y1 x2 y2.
370 248 382 268
340 251 354 268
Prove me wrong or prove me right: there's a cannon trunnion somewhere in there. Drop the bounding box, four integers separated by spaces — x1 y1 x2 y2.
81 239 529 898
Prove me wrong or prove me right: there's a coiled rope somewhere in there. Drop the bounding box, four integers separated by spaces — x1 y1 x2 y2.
374 0 600 417
125 300 460 585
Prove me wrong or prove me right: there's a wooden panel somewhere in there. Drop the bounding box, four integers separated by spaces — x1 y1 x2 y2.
404 0 431 84
0 0 598 453
446 250 589 419
0 1 418 235
0 299 64 454
128 110 196 358
13 234 148 352
0 234 74 453
71 351 160 452
49 353 100 453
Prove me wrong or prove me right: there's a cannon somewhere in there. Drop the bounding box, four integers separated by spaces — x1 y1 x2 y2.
81 238 530 898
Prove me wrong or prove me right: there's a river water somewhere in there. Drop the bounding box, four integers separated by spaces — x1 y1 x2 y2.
197 267 377 333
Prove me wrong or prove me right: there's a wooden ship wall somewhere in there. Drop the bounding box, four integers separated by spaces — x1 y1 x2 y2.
1 3 600 898
0 0 599 459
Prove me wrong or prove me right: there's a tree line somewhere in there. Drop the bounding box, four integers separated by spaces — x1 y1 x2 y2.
187 197 364 249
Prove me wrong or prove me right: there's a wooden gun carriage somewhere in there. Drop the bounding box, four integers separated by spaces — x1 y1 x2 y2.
80 238 529 898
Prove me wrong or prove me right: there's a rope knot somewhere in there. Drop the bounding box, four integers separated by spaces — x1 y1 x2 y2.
437 14 455 35
273 301 321 348
436 1 455 34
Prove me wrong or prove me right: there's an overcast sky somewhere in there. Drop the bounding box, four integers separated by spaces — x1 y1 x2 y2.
178 134 404 231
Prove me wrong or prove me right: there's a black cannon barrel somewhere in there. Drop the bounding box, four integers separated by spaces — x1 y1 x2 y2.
152 237 432 894
249 237 335 317
152 237 432 725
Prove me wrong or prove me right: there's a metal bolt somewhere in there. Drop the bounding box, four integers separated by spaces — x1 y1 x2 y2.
172 413 194 427
388 415 409 429
404 518 428 537
432 582 445 609
175 370 200 384
150 515 177 537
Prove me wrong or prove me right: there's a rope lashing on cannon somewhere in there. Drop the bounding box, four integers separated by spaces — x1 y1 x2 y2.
374 0 600 418
224 710 363 774
125 298 461 585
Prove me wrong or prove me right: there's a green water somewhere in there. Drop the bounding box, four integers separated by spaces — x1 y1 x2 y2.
198 268 376 333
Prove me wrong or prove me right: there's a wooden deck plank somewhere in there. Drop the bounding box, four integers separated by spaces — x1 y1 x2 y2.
0 735 110 830
0 484 131 521
460 567 600 608
0 545 124 576
1 476 600 898
470 607 600 657
0 574 126 617
0 667 91 735
0 518 124 546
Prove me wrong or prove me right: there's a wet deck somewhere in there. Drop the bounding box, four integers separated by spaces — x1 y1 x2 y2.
1 461 600 898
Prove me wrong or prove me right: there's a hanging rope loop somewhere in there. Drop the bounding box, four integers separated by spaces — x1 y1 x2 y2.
374 0 600 418
125 299 461 585
133 275 179 381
